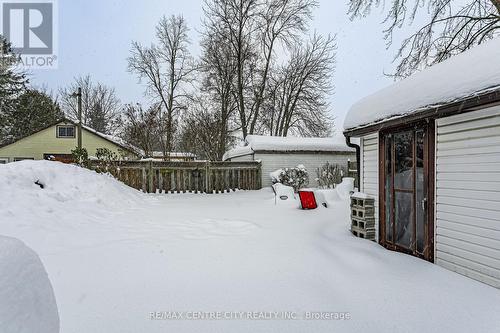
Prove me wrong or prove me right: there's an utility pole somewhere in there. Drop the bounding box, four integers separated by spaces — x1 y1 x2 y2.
72 88 83 149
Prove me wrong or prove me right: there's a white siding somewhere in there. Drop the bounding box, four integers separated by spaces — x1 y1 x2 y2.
436 105 500 288
232 152 355 187
361 133 379 239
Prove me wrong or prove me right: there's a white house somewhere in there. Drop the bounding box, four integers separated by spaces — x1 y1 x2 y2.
343 38 500 288
223 135 356 187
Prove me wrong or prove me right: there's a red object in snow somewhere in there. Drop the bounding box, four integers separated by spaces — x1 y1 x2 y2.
299 191 317 210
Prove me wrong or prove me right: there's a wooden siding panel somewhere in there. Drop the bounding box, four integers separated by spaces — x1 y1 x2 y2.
436 105 500 288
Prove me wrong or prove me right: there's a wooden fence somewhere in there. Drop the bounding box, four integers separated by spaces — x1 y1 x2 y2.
91 160 262 194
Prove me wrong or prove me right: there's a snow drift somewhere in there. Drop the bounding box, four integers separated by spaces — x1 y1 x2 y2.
0 160 142 212
0 235 59 333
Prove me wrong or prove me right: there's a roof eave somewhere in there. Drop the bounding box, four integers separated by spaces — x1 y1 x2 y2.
343 88 500 137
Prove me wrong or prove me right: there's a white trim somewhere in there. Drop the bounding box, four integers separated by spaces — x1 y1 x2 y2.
434 121 438 263
359 138 364 193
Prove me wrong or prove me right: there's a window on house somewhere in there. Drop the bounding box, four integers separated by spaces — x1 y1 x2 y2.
13 157 34 162
0 158 9 164
57 125 76 138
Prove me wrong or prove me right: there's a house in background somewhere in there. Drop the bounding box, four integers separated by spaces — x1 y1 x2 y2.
344 38 500 288
0 117 139 164
223 135 356 188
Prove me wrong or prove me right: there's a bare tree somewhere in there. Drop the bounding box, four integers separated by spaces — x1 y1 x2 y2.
262 34 335 137
199 15 239 159
60 75 121 134
202 0 320 137
179 95 237 161
349 0 500 77
249 0 318 134
128 15 194 159
121 104 161 158
203 0 260 138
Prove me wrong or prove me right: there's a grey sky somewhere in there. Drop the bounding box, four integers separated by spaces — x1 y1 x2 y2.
31 0 414 133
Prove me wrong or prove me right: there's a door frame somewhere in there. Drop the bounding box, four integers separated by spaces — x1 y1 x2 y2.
378 120 435 262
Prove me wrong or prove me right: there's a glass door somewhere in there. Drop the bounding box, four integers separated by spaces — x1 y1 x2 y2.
381 123 434 261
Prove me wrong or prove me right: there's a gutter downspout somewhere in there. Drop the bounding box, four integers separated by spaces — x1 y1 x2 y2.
345 134 360 190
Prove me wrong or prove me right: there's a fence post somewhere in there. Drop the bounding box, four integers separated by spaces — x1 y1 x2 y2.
141 166 147 193
148 160 154 193
257 161 262 189
205 161 210 194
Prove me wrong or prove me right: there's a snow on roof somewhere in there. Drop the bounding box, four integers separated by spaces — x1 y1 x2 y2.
79 123 141 155
344 37 500 131
223 135 354 160
150 151 196 158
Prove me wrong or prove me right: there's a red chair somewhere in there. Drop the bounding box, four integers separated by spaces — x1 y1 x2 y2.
298 190 317 210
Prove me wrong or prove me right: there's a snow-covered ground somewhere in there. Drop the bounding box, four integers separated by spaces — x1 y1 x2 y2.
1 161 500 333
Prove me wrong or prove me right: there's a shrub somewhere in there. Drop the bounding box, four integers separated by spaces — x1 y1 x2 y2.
94 148 122 174
71 147 90 168
271 164 309 192
315 162 346 189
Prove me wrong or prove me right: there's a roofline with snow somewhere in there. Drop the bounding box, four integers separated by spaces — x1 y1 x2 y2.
223 147 355 161
343 88 500 137
0 117 139 155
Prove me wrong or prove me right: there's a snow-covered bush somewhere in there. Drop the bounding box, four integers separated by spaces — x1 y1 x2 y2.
270 164 309 192
315 162 346 189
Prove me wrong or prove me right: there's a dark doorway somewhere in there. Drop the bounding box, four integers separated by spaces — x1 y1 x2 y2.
379 121 434 261
44 154 74 164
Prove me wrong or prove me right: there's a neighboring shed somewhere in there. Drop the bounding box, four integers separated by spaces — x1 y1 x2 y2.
0 117 139 164
344 37 500 288
223 135 356 187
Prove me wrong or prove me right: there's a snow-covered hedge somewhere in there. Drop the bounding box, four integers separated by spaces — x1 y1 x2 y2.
270 164 309 192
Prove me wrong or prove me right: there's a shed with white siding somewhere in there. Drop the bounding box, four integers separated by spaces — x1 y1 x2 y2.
223 135 356 188
344 38 500 288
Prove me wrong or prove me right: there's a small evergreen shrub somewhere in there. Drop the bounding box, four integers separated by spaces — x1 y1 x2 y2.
71 147 90 168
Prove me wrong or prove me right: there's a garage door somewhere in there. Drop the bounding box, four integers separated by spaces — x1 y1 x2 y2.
436 104 500 288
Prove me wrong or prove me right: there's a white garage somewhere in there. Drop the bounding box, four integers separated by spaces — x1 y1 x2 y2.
223 135 356 188
344 37 500 288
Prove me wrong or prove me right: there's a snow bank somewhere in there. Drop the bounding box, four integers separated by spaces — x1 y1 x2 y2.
314 177 355 207
224 134 354 160
0 236 59 333
0 160 141 210
344 37 500 130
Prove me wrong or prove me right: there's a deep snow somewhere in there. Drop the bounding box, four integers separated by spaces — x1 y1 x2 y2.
0 236 59 333
1 161 500 332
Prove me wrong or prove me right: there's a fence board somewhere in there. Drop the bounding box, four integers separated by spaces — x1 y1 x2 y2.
91 160 262 194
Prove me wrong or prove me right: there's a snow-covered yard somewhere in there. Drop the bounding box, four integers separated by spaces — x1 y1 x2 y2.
1 161 499 333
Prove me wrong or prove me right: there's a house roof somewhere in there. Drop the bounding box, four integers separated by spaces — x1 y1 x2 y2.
223 135 355 160
0 117 140 155
150 151 196 159
344 37 500 133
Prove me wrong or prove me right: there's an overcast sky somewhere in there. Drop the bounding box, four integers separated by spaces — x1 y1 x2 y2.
31 0 418 134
